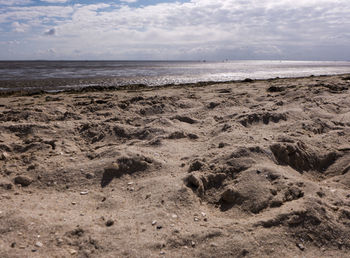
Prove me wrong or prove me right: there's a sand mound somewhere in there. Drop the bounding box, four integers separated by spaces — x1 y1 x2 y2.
184 151 307 214
255 198 350 249
271 142 339 173
101 153 159 187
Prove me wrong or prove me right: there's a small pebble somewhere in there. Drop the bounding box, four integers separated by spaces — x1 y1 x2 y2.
160 251 166 255
127 182 134 185
194 217 199 222
80 191 88 195
191 241 196 247
35 241 43 248
218 142 225 148
106 219 114 227
0 152 10 160
171 214 178 218
296 243 305 251
210 243 218 247
152 220 157 225
69 249 77 255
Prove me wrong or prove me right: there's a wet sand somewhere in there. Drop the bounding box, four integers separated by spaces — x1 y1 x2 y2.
1 74 350 257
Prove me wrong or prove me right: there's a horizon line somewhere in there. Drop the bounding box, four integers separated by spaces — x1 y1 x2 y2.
0 59 349 62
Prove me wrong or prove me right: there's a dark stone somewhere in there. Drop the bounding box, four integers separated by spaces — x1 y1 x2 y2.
105 220 114 227
218 142 225 148
14 176 33 187
267 86 284 92
188 133 199 140
208 102 220 109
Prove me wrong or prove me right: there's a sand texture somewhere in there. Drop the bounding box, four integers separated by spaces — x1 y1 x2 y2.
1 74 350 257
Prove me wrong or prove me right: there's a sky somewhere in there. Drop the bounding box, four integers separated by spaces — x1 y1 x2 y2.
0 0 350 60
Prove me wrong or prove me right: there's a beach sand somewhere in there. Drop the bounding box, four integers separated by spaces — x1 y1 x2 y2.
0 74 350 257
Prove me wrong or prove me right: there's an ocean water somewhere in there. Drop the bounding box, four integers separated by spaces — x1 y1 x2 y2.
0 60 350 92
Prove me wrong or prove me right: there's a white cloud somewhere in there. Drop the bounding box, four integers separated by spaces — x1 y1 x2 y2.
8 40 20 44
12 21 29 32
120 0 138 3
40 0 69 3
0 0 31 5
0 5 74 23
1 0 350 60
36 48 56 57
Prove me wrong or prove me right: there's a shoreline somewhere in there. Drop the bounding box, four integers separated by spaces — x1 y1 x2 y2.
1 72 350 97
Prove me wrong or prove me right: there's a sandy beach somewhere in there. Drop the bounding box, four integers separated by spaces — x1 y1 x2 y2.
1 74 350 257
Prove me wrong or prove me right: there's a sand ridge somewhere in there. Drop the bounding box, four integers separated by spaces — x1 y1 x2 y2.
0 74 350 257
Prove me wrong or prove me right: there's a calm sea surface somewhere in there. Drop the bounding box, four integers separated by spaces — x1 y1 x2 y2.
1 60 350 92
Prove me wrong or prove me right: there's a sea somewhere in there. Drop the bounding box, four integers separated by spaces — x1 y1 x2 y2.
0 60 350 92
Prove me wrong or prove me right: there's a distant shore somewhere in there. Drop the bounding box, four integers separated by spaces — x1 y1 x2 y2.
1 73 350 97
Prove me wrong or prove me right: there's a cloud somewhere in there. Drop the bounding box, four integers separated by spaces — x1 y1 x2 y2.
1 0 350 60
40 0 69 3
6 40 20 45
36 48 56 57
0 0 31 5
12 21 29 32
47 48 56 54
44 28 56 36
120 0 138 3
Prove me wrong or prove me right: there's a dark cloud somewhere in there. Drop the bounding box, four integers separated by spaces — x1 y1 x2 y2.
44 28 56 36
